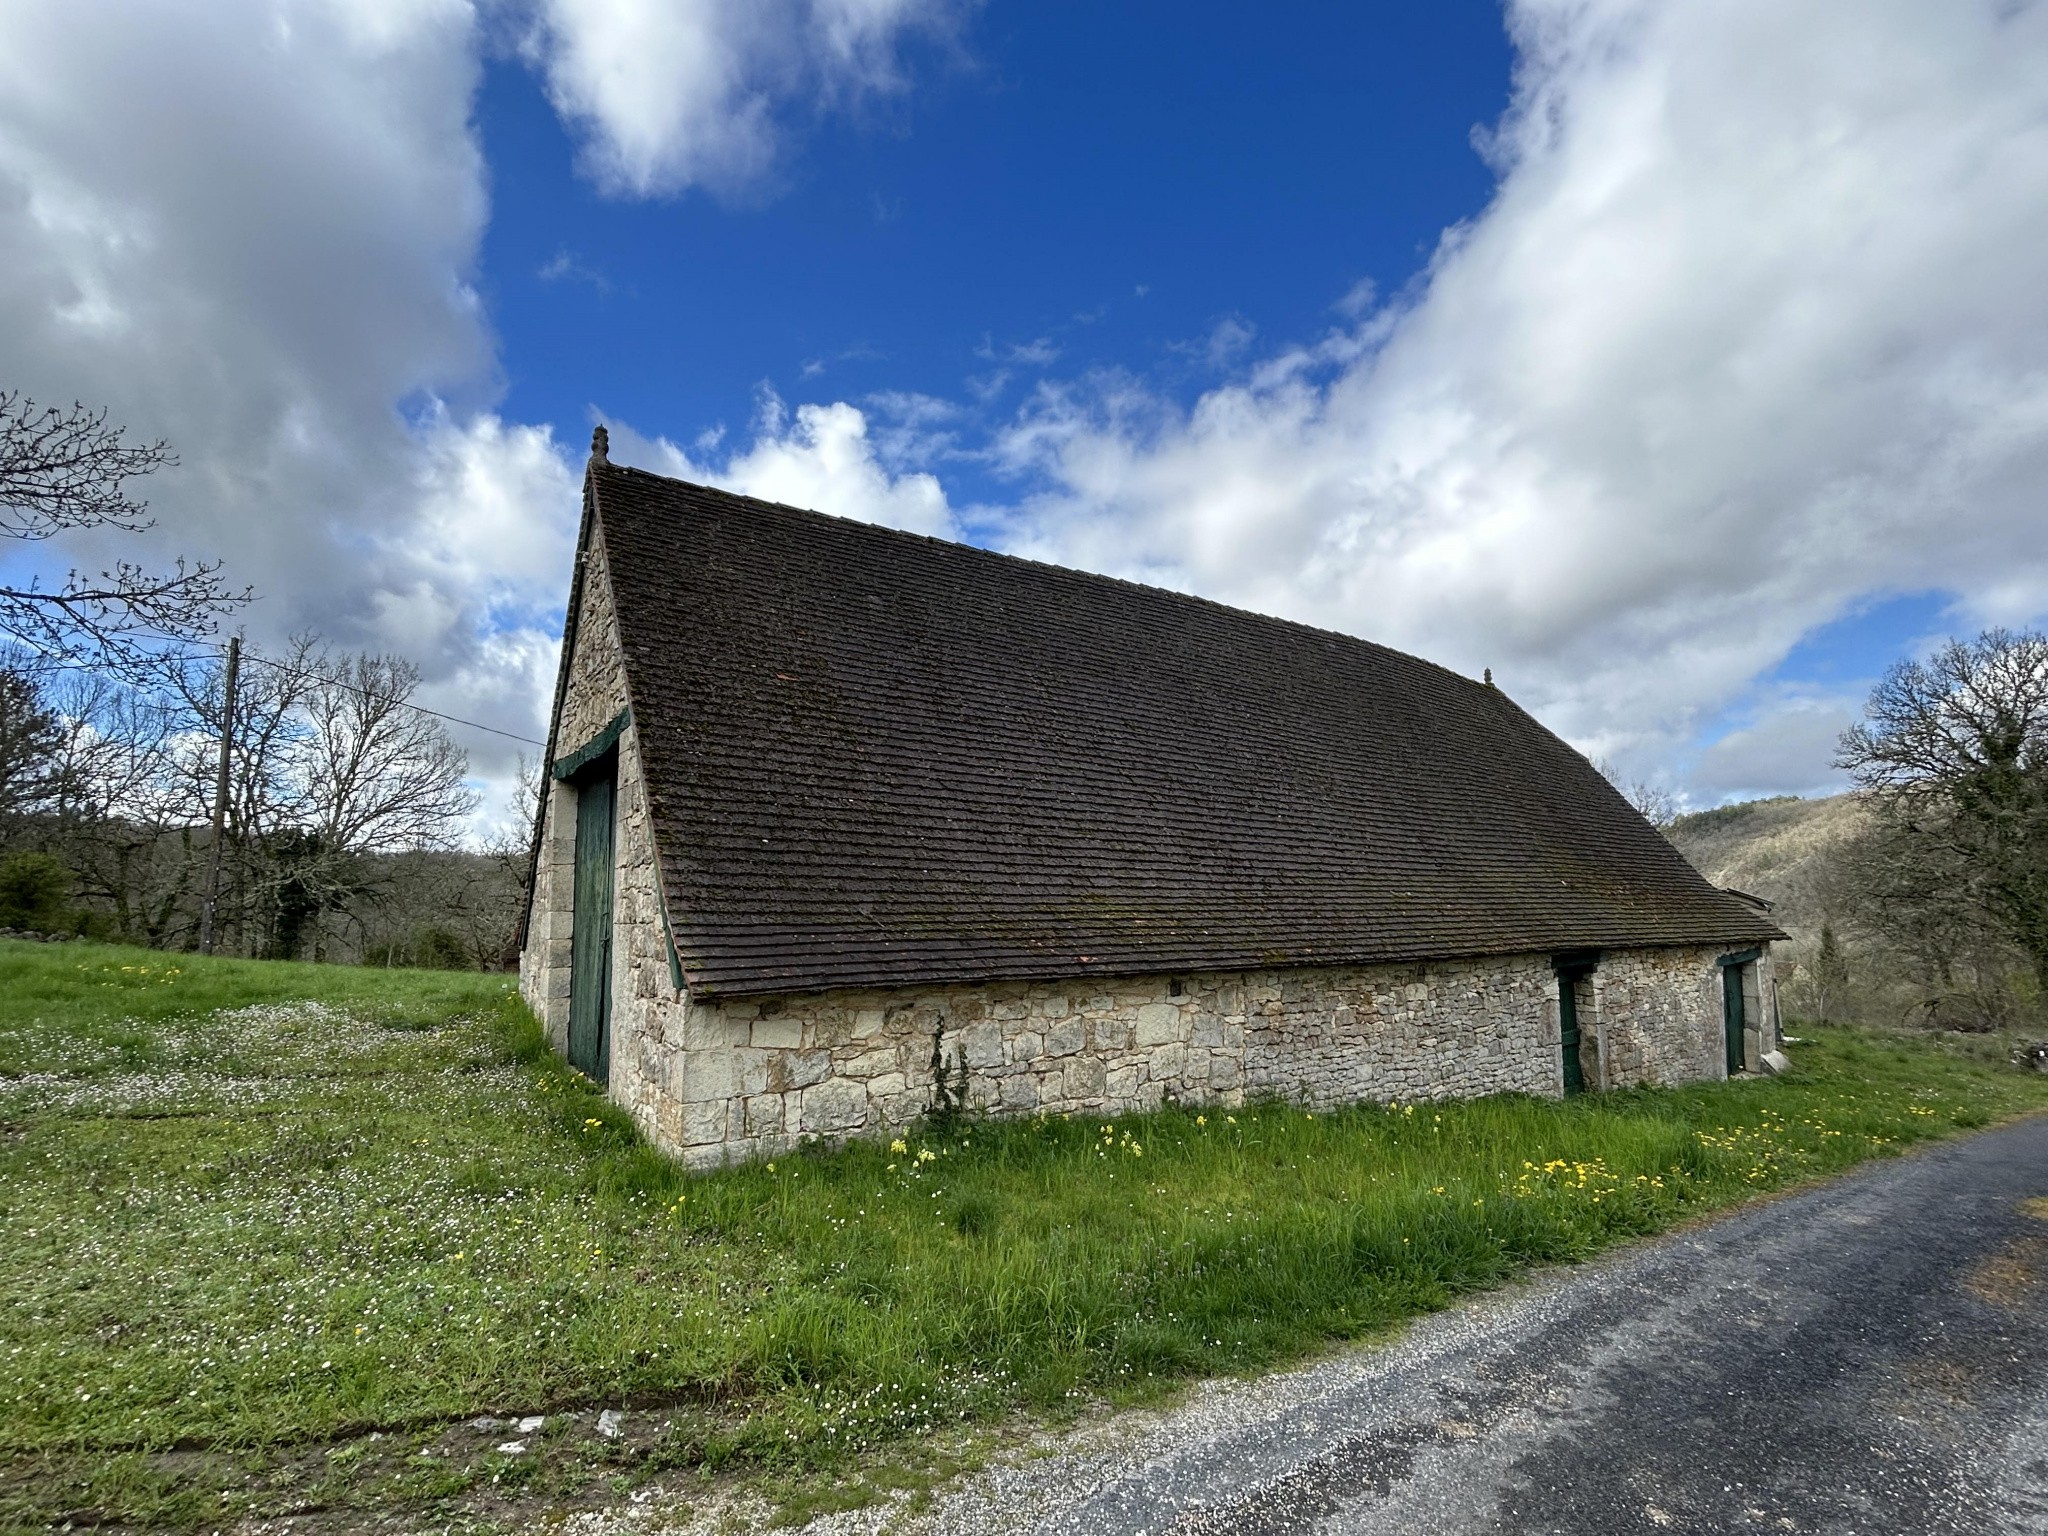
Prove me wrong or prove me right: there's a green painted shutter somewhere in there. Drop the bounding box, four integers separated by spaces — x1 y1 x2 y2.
568 764 616 1082
1723 961 1746 1077
1559 976 1585 1096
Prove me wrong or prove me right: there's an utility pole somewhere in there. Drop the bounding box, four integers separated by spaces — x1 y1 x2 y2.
198 636 241 955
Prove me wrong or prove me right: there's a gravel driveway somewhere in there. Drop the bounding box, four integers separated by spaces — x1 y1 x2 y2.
748 1113 2048 1536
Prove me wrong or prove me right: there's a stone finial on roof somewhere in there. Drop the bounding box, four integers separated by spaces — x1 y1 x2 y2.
1484 667 1494 687
591 424 610 464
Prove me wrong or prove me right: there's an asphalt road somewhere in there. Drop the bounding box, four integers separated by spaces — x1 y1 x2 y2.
989 1115 2048 1536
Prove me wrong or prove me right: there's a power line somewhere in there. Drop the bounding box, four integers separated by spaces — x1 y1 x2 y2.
9 636 547 748
227 647 546 746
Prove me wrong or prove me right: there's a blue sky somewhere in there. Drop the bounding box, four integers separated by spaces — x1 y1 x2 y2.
5 0 2048 832
479 1 1510 496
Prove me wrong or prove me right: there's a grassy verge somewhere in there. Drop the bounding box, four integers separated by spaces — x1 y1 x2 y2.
5 938 2047 1531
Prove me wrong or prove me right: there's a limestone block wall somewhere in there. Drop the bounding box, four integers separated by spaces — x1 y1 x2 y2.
521 779 574 1050
1586 943 1778 1086
1587 945 1727 1088
1239 956 1559 1107
604 941 1769 1170
1745 950 1782 1068
606 725 684 1117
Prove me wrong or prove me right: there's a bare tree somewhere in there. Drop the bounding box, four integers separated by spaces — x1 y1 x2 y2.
1811 923 1849 1025
172 637 321 837
0 653 69 840
165 637 323 955
1837 628 2048 991
356 847 525 971
0 587 498 962
220 648 478 959
468 753 543 967
39 669 192 944
1594 757 1679 829
0 391 247 664
281 654 475 959
301 653 477 856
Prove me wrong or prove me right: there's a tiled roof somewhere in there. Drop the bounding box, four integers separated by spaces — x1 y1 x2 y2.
587 462 1782 998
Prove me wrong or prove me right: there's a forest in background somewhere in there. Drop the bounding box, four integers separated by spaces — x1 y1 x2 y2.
1670 790 2043 1034
0 645 529 969
0 392 531 969
1642 627 2048 1037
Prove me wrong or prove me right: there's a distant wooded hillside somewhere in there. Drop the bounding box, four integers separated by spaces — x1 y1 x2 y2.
1665 794 1868 948
1668 792 2042 1032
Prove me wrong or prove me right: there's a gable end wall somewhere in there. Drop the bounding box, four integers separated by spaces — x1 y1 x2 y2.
520 542 637 1053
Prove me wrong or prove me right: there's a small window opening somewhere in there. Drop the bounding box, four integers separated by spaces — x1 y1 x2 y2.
1169 978 1184 997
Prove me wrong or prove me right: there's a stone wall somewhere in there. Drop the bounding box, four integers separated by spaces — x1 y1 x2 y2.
1241 955 1558 1107
1742 952 1781 1069
605 942 1767 1170
606 722 683 1112
1588 945 1725 1087
1593 944 1779 1086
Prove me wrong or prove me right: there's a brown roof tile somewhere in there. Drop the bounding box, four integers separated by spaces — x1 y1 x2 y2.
586 463 1782 997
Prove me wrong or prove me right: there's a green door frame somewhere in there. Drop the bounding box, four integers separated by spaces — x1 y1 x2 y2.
1553 952 1600 1097
1719 948 1760 1078
567 755 617 1083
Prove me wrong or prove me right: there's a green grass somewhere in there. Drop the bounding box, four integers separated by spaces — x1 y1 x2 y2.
6 937 2048 1531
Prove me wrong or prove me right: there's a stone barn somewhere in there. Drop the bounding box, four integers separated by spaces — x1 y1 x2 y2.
518 431 1785 1168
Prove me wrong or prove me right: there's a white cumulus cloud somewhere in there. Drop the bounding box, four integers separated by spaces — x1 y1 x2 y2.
524 0 964 196
0 0 580 810
615 391 957 537
971 0 2048 797
0 0 970 832
1687 695 1863 803
9 0 2045 832
377 408 581 738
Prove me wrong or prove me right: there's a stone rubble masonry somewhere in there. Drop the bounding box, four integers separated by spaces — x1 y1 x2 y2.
519 542 1779 1169
600 934 1765 1171
1586 944 1776 1088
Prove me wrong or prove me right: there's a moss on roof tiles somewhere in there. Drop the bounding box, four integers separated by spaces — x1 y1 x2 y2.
583 461 1782 998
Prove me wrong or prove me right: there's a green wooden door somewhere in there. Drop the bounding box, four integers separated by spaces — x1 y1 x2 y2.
567 763 616 1082
1559 975 1585 1096
1723 961 1747 1077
